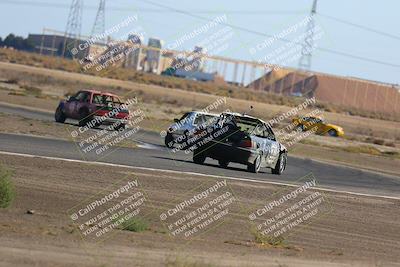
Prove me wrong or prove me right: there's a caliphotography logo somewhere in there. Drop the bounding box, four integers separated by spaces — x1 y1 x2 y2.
1 0 399 266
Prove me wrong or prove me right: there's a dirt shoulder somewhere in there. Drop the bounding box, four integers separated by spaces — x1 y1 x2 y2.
0 154 399 267
0 107 398 176
0 61 399 142
291 143 400 176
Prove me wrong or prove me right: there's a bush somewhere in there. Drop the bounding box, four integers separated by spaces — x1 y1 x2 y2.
118 217 149 232
0 166 15 208
250 227 285 246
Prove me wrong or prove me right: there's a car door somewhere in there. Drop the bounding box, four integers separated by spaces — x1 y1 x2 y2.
264 124 280 167
319 119 333 135
251 123 271 167
301 117 313 130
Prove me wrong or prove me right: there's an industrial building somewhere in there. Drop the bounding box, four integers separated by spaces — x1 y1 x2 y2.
248 69 400 115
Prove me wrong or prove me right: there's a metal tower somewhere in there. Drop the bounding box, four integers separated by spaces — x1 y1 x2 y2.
91 0 106 43
298 0 318 71
62 0 84 58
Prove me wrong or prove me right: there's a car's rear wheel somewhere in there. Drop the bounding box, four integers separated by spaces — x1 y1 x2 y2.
55 106 66 123
164 132 174 148
272 153 287 175
247 155 261 173
193 149 206 164
328 129 338 137
218 160 229 168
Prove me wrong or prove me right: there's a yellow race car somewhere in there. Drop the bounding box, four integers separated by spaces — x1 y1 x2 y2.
292 116 344 137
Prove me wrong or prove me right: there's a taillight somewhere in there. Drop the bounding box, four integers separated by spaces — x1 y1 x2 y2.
239 139 253 148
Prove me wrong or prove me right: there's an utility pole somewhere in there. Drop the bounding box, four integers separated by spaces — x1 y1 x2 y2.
91 0 106 44
298 0 318 71
62 0 83 58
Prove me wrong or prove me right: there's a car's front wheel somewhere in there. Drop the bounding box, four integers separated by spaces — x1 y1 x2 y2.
272 153 287 175
328 129 338 137
78 108 91 127
164 132 174 148
55 106 66 123
115 123 126 131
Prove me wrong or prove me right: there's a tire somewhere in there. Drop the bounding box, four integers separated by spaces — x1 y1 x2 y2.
247 155 261 173
218 160 229 168
164 132 174 148
328 129 338 137
93 121 102 128
193 149 206 165
78 108 91 127
272 153 287 175
55 106 66 123
115 123 126 131
297 124 306 132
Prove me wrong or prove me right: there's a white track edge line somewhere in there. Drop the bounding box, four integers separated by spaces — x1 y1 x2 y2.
0 150 399 201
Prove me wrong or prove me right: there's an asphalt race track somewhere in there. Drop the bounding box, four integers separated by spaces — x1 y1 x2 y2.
0 103 399 198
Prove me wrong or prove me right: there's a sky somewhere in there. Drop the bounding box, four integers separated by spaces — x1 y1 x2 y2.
0 0 399 85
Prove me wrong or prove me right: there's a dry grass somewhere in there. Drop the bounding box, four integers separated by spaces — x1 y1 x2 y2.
1 48 398 122
1 56 399 145
0 165 15 208
300 138 400 159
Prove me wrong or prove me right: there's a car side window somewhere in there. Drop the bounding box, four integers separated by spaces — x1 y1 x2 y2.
193 114 204 126
179 112 190 121
201 115 216 128
113 96 122 105
253 123 265 138
265 124 276 141
92 94 103 104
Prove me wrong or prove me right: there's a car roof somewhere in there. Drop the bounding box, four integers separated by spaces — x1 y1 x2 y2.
80 89 120 97
302 115 323 120
222 112 267 124
190 111 219 116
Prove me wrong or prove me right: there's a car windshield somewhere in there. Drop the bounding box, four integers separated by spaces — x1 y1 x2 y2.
304 117 325 124
179 112 191 121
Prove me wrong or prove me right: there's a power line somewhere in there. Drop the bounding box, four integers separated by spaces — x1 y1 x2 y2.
2 0 399 68
0 0 304 15
318 13 400 41
137 0 400 69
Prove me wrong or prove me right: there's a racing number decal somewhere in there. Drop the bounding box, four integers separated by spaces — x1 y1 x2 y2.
270 143 279 156
266 142 279 165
